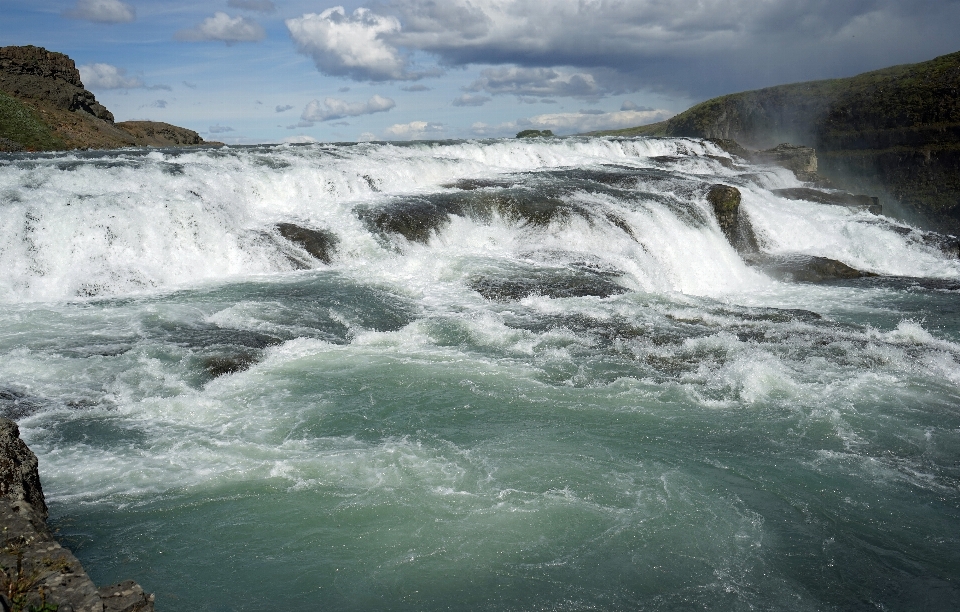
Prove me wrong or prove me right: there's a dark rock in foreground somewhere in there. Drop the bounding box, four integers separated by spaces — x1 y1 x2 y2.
0 418 154 612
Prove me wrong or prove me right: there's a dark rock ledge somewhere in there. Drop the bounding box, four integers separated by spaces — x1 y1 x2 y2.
0 418 153 612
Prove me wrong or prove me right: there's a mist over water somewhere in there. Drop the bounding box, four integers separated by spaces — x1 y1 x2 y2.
2 138 959 611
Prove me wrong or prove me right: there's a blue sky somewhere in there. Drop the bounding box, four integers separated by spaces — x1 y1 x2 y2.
4 0 960 144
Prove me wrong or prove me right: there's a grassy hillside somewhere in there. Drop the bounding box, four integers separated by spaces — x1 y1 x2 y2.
0 91 64 151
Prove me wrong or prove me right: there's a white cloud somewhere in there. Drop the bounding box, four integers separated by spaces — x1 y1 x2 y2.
383 121 445 140
471 108 672 137
286 8 411 81
276 104 295 113
209 125 235 133
452 94 491 107
401 84 431 92
175 12 266 44
301 95 396 122
79 63 143 89
228 0 275 12
63 0 134 24
358 132 377 142
282 135 318 144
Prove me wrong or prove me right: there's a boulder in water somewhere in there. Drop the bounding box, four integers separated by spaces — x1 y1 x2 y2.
745 253 875 282
707 184 759 253
276 223 339 264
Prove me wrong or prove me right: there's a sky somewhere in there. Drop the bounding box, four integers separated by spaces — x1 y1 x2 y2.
4 0 960 144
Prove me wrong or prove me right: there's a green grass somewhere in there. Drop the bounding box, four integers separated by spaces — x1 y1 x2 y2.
0 92 63 151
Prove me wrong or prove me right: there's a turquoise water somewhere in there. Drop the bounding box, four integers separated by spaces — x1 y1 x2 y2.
2 139 959 610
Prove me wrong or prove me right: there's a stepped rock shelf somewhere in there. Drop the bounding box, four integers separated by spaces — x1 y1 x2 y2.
0 45 217 152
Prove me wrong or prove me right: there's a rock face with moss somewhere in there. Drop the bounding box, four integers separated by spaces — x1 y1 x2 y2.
600 50 960 232
0 418 154 612
0 45 215 152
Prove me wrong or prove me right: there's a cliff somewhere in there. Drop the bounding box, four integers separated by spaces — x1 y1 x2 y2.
0 45 217 152
0 418 154 612
599 50 960 232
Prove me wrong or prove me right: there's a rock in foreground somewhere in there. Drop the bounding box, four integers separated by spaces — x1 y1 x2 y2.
0 418 154 612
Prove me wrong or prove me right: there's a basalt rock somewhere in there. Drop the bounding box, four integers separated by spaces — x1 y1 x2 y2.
0 417 154 612
744 253 875 283
0 419 46 520
0 45 216 152
470 269 628 301
276 223 339 264
772 187 882 214
707 184 759 253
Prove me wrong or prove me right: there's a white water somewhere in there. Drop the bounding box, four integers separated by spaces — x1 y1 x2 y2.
3 137 960 611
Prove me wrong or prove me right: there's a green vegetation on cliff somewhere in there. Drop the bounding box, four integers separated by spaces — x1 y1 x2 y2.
0 91 64 151
596 50 960 232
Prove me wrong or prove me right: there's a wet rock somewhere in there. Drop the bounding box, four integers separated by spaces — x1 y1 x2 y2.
359 199 451 244
276 223 339 264
470 269 627 301
745 253 875 282
773 187 882 214
99 580 155 612
0 419 46 519
202 353 257 378
0 388 44 420
749 143 819 181
0 418 155 612
707 184 759 253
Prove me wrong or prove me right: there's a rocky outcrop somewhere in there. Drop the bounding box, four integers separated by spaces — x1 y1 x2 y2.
0 418 154 612
0 420 47 520
707 184 759 253
0 45 216 152
0 45 112 122
600 50 960 233
115 121 203 147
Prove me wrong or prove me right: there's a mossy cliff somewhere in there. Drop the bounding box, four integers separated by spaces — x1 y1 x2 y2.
600 50 960 232
0 45 216 152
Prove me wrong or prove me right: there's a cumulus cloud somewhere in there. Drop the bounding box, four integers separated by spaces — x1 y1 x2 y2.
175 12 265 44
286 8 412 81
301 95 396 122
401 84 431 92
287 0 960 99
276 104 295 113
452 94 490 107
228 0 275 12
282 135 319 144
79 63 143 89
471 108 672 137
63 0 134 23
383 121 445 140
209 125 235 133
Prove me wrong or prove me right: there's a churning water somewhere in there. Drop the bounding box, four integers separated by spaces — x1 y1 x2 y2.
1 138 958 610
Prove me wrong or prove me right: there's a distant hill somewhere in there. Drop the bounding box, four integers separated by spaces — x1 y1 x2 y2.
0 45 218 152
597 51 960 233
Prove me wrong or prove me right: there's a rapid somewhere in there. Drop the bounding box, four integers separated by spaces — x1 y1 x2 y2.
1 137 958 610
